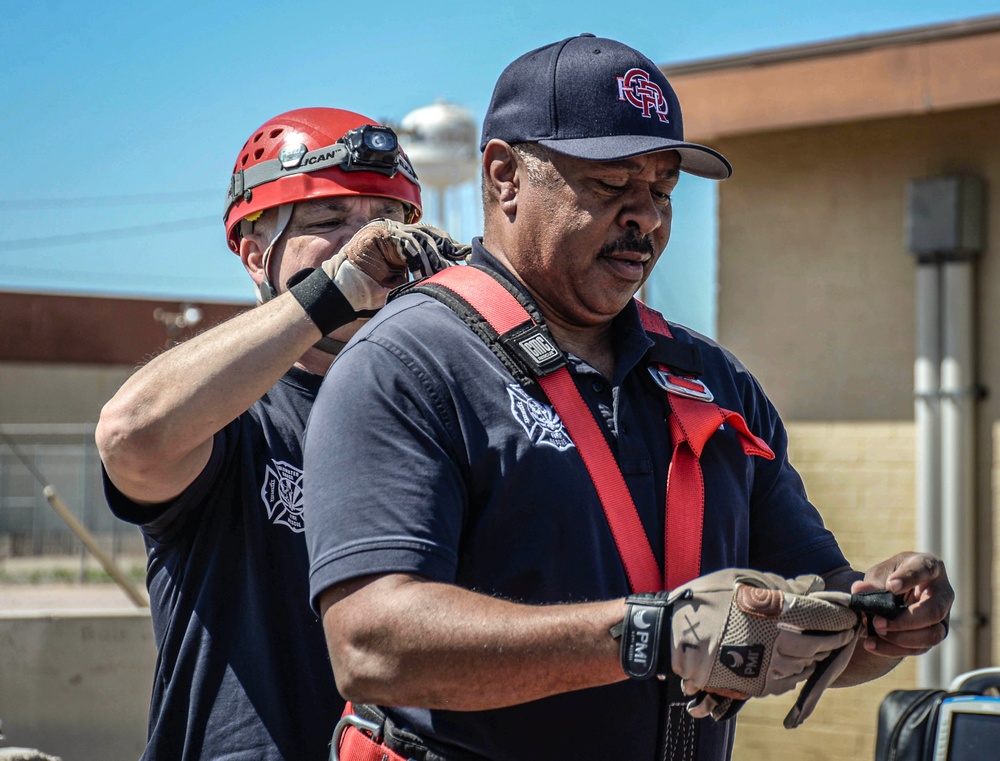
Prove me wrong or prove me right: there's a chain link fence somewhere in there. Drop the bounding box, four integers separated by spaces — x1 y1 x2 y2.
0 424 144 578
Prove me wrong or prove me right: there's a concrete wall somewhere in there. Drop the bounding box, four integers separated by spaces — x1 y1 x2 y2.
0 364 132 425
716 104 1000 422
0 611 154 761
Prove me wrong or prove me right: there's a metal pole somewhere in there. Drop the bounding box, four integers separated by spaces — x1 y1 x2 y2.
915 262 942 687
437 186 447 230
42 486 148 608
939 260 976 683
0 430 148 608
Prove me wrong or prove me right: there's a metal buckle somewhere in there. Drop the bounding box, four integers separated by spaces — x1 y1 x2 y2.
330 713 383 761
647 366 714 403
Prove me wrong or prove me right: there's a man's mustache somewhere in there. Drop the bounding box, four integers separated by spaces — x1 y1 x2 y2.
597 233 655 258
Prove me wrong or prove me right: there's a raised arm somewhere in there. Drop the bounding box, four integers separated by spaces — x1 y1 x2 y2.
95 292 327 505
94 219 447 505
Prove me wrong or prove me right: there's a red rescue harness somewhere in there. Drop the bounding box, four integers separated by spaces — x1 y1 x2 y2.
422 264 774 592
333 264 775 761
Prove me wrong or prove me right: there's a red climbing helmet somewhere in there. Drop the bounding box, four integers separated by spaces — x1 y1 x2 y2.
223 107 422 252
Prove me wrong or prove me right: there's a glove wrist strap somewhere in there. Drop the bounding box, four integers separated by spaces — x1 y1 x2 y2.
288 268 357 336
614 592 676 680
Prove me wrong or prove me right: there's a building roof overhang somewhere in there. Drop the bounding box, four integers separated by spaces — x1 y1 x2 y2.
661 14 1000 140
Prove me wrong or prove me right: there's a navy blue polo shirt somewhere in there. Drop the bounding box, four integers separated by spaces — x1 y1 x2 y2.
105 367 342 761
304 242 847 761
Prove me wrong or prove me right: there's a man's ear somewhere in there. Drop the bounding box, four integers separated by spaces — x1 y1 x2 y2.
239 234 268 287
483 139 520 218
239 233 277 304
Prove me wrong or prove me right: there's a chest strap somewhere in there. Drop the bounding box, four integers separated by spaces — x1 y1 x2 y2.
409 265 773 592
635 305 775 589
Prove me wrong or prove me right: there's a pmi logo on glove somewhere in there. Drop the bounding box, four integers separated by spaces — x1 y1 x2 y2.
721 645 764 679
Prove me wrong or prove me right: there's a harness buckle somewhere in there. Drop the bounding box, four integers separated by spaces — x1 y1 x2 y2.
647 365 714 403
331 713 384 761
501 321 567 377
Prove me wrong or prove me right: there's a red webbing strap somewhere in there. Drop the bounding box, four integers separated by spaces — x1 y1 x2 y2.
338 725 408 761
335 702 409 761
428 267 661 593
636 303 775 589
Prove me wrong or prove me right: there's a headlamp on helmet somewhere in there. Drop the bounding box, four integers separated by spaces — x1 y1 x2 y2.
223 108 424 253
339 125 404 176
225 125 418 220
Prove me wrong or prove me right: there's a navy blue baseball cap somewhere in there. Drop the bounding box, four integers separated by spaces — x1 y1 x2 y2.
480 34 732 180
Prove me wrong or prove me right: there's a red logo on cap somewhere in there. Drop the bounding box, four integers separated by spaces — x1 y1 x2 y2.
616 68 669 123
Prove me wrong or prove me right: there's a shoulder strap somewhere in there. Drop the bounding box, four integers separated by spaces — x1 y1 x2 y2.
417 266 662 593
396 264 562 396
412 267 775 593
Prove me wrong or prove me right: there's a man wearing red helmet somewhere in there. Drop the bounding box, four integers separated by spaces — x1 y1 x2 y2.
96 108 464 760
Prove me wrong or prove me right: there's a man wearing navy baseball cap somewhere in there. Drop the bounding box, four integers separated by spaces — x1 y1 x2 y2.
305 35 952 761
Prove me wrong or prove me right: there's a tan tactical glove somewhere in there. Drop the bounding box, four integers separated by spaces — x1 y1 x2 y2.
289 221 469 351
615 569 862 727
317 220 470 313
342 219 470 285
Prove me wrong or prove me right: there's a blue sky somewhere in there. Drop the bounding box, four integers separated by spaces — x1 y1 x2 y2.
3 1 999 335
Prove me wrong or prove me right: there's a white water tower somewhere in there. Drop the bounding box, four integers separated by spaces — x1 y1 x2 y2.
398 101 479 234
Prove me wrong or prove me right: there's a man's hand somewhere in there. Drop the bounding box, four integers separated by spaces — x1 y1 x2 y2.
616 569 861 726
669 570 858 700
852 552 953 658
342 219 470 285
323 220 470 313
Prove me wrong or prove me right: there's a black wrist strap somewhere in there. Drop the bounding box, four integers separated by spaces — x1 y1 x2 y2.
287 268 357 335
614 591 676 680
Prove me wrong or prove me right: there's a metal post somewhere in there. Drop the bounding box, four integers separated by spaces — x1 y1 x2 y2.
906 174 984 682
915 262 942 687
939 260 976 683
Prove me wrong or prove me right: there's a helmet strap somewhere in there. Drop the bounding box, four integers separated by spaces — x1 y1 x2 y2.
252 202 345 357
255 203 295 304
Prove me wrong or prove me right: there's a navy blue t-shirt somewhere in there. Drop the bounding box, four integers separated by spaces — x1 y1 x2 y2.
105 367 343 761
304 243 848 761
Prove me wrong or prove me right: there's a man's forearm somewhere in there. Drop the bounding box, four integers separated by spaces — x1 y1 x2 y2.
834 640 903 687
321 574 627 711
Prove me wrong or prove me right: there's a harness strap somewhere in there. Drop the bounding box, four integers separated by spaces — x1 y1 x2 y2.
420 266 775 593
636 305 775 589
427 265 661 592
337 725 408 761
334 703 491 761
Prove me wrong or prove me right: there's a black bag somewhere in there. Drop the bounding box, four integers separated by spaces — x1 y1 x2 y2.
875 669 1000 761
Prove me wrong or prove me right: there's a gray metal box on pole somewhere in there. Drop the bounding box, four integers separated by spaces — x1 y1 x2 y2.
905 175 985 259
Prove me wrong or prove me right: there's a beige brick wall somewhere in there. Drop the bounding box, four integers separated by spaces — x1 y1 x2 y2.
733 421 918 761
